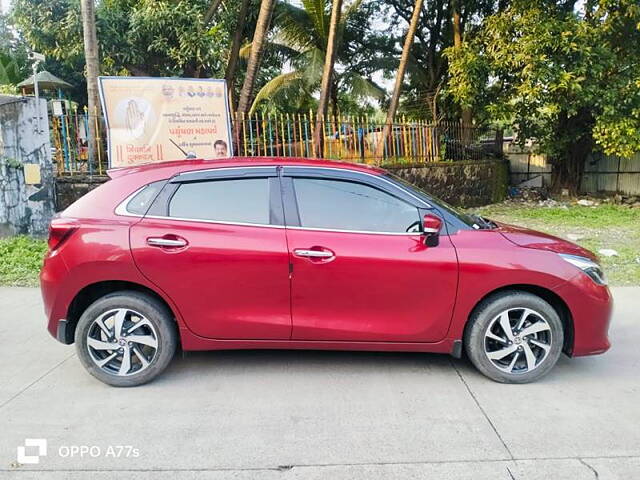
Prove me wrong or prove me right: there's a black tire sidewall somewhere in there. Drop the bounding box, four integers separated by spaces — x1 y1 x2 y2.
464 291 564 384
74 291 177 387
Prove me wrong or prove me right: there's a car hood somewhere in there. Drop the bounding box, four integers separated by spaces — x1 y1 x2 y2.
494 222 598 261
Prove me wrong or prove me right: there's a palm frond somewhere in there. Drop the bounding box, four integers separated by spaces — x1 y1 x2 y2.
301 0 329 40
337 0 362 45
301 47 325 84
341 72 386 100
240 41 303 61
250 70 306 114
275 1 316 50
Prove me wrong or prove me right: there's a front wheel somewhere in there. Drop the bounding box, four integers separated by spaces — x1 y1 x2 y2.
75 291 177 387
464 291 564 384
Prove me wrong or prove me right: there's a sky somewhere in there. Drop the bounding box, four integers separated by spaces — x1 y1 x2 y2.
1 0 10 14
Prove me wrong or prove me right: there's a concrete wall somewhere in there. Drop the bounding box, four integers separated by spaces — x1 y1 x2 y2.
54 159 509 211
0 95 55 236
386 158 509 207
55 175 108 212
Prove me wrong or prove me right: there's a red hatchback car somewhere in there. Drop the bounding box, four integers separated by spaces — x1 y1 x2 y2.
41 157 612 386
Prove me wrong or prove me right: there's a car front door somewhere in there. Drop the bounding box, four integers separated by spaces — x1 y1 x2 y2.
130 166 291 340
282 167 458 343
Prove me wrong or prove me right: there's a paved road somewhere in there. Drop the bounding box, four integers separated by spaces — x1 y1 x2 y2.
0 286 638 479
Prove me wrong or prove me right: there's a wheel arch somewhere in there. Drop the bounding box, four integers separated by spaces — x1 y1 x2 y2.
63 280 178 345
463 284 574 356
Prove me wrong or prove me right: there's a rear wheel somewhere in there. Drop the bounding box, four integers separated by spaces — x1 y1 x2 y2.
75 291 177 387
464 291 563 383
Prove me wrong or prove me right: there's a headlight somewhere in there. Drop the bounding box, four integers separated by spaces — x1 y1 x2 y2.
559 254 607 285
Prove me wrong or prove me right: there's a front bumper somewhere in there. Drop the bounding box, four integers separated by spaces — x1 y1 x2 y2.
556 272 613 356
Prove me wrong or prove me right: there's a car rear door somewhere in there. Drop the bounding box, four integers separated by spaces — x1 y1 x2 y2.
130 166 291 339
282 167 458 343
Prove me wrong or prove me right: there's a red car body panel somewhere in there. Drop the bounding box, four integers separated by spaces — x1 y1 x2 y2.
40 157 612 358
497 222 599 261
130 218 291 339
286 228 458 342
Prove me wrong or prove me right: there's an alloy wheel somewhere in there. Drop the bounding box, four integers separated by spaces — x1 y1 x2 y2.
86 308 159 377
483 307 552 374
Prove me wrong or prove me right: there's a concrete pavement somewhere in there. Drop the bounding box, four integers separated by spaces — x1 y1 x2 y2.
0 286 639 479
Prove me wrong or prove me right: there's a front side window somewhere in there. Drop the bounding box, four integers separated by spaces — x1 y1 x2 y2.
292 178 419 233
168 178 270 225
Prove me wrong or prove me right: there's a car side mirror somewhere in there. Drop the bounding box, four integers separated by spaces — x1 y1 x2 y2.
422 213 442 246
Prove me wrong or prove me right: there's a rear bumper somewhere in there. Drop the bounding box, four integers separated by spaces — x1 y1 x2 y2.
556 273 613 357
40 250 71 343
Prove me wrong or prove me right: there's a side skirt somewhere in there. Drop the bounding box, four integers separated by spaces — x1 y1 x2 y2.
179 327 457 355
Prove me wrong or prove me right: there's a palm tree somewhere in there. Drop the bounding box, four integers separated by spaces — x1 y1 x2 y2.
314 0 343 156
375 0 424 158
80 0 100 167
247 0 384 115
452 0 472 137
235 0 277 138
225 0 252 111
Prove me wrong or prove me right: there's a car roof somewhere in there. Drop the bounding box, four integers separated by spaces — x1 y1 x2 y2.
107 156 386 179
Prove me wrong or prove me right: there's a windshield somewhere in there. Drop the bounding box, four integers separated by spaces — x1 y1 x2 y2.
384 173 495 230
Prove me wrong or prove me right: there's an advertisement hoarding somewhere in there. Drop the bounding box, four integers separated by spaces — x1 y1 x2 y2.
98 76 233 167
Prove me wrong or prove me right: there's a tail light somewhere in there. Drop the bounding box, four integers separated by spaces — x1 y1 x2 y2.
48 218 79 252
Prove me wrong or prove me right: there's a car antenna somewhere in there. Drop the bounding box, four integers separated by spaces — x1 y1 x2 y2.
170 139 197 159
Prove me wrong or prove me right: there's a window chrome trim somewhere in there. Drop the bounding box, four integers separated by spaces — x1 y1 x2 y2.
282 165 432 208
286 225 422 236
144 214 286 230
142 214 420 236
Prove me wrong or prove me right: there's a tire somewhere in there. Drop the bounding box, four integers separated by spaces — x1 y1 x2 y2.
75 291 177 387
464 291 564 384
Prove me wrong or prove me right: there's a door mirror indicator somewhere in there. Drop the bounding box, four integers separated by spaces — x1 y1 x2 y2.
422 214 442 246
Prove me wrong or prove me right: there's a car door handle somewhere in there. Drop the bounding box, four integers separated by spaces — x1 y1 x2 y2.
147 237 188 248
293 249 334 258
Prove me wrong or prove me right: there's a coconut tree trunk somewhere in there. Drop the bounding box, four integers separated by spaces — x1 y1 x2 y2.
313 0 343 158
80 0 100 168
225 0 252 112
203 0 223 25
233 0 276 143
452 0 472 141
375 0 424 159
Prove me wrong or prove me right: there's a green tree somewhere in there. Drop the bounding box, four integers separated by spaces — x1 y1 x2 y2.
446 0 640 192
10 0 234 99
381 0 498 120
248 0 385 115
0 13 29 92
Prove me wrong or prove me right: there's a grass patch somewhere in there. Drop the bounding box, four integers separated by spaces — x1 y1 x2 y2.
473 203 640 286
0 236 48 287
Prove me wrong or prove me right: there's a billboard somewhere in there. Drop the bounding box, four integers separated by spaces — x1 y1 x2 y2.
98 77 233 167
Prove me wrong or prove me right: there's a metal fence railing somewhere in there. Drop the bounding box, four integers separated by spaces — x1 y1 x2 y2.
49 111 502 176
50 111 108 176
232 113 501 164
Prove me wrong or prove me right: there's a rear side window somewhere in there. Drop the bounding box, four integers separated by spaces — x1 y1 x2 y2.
126 180 165 215
292 178 419 233
168 178 270 225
